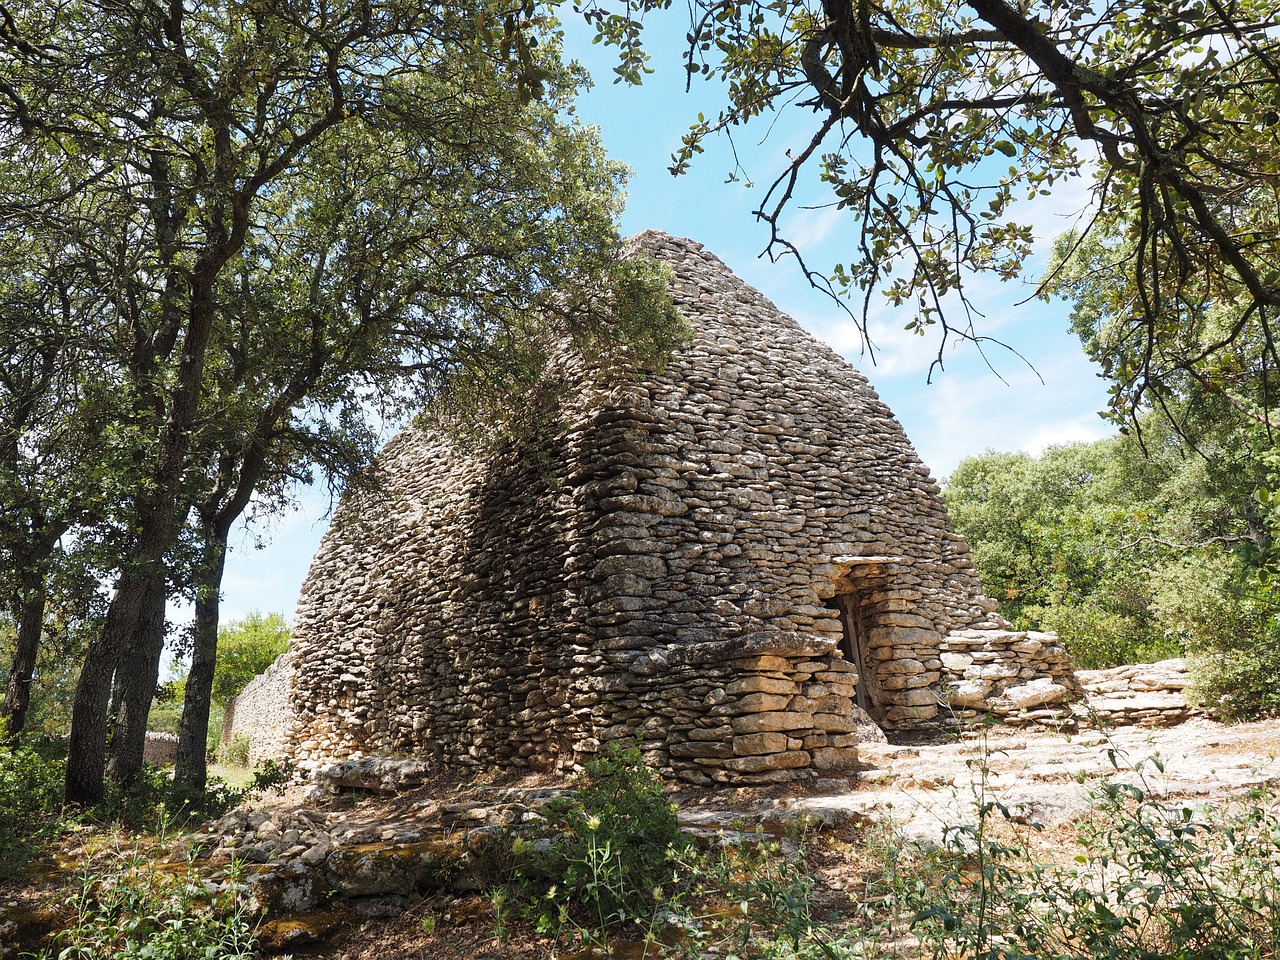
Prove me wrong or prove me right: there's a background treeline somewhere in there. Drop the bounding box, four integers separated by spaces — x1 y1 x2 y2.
945 415 1280 720
0 609 289 748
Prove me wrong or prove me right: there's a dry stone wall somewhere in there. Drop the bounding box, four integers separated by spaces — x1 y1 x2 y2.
941 629 1081 724
285 231 1068 785
1074 659 1200 727
222 652 296 766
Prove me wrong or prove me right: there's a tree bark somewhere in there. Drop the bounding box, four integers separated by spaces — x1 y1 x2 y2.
64 567 153 805
174 529 228 793
0 568 48 739
105 575 167 789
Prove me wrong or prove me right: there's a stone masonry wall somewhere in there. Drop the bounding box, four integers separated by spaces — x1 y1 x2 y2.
941 629 1081 724
285 232 1062 785
223 652 296 766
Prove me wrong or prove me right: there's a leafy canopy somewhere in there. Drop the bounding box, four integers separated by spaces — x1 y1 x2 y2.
574 0 1280 389
945 423 1273 670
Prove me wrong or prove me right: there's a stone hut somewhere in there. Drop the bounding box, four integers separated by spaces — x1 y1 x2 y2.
271 232 1078 786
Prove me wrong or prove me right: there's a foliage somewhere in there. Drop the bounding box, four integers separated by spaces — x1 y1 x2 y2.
1032 600 1180 672
500 742 686 945
1190 644 1280 722
101 762 267 829
208 612 290 709
0 736 64 877
944 427 1272 669
37 847 259 960
219 735 251 770
575 0 1280 390
682 824 843 959
0 0 683 804
489 743 853 956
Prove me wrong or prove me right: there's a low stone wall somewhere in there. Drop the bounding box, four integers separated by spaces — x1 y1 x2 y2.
941 630 1082 725
1074 658 1200 727
143 732 179 766
222 652 296 766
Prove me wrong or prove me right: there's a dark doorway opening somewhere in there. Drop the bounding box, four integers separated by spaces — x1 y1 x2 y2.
827 591 878 718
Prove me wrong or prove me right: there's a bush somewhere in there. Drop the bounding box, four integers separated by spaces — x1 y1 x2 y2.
1191 645 1280 721
505 742 686 942
1150 552 1266 652
219 733 250 768
1030 601 1179 668
0 737 65 877
1151 552 1280 720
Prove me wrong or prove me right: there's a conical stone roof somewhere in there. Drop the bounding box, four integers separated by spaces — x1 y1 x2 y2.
281 232 1067 786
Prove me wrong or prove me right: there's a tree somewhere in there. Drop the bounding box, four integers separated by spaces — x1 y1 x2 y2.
575 0 1280 387
945 423 1269 668
208 613 290 710
0 0 681 804
1046 216 1280 710
0 159 122 739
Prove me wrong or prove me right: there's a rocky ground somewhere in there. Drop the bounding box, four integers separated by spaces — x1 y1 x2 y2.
225 716 1280 957
8 685 1280 960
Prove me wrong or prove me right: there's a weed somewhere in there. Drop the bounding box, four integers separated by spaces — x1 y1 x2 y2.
492 742 687 950
29 843 259 959
876 746 1280 960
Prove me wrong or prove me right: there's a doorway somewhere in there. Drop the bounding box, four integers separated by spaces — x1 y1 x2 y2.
830 591 877 717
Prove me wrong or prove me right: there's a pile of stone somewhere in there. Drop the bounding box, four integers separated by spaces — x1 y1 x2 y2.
941 630 1082 726
192 788 569 951
313 757 434 795
1074 658 1200 727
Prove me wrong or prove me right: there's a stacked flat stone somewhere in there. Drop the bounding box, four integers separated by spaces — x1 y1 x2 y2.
142 731 180 766
1074 659 1200 727
222 653 296 766
940 630 1081 725
272 231 1072 785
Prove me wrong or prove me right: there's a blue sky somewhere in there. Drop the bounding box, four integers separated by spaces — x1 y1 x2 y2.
212 16 1116 626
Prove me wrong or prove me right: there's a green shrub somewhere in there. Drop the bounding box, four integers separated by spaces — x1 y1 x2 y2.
104 758 285 829
0 737 65 877
505 742 686 942
145 698 184 736
206 703 225 754
1031 601 1180 668
1151 552 1280 720
219 733 250 768
1191 646 1280 721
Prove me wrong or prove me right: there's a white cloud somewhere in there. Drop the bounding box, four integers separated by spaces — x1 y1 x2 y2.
1022 414 1114 456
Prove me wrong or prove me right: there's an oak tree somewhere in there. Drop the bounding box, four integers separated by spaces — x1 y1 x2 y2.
577 0 1280 386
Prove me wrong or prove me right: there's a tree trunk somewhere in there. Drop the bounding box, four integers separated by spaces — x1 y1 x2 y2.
0 569 49 739
174 529 229 793
64 568 151 805
105 574 167 789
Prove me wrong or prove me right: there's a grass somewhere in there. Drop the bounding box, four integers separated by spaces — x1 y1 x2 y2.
208 761 255 790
